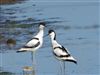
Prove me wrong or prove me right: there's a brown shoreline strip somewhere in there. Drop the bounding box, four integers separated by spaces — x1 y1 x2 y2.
0 0 24 4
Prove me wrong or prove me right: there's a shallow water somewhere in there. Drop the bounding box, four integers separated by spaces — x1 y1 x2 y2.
0 0 100 75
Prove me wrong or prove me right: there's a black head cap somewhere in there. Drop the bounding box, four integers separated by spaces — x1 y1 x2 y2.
48 30 56 40
48 30 55 34
39 22 46 26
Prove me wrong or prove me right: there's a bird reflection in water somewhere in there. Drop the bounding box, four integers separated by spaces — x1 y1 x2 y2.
23 66 35 75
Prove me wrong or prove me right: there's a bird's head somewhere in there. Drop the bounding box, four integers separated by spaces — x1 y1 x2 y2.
39 22 46 29
48 30 56 40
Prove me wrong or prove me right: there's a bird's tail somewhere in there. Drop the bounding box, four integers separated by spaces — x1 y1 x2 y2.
65 56 77 64
16 48 27 53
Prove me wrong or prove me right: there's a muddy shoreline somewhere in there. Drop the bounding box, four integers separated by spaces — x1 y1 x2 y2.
0 0 24 4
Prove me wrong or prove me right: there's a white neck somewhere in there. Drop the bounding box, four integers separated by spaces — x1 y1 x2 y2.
50 35 60 48
51 35 55 41
35 29 44 38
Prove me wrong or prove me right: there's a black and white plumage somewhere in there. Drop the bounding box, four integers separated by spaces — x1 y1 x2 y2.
48 30 77 64
17 22 45 52
17 22 46 64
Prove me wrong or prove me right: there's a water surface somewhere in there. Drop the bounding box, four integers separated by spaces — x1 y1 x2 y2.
0 0 100 75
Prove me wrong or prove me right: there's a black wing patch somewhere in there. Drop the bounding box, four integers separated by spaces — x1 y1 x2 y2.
61 46 69 53
53 46 70 57
54 46 69 53
53 52 70 57
23 38 40 48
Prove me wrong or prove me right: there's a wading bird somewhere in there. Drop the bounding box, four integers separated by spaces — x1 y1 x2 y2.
48 30 77 75
17 22 45 64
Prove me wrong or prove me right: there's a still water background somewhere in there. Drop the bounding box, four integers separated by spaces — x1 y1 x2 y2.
0 0 100 75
